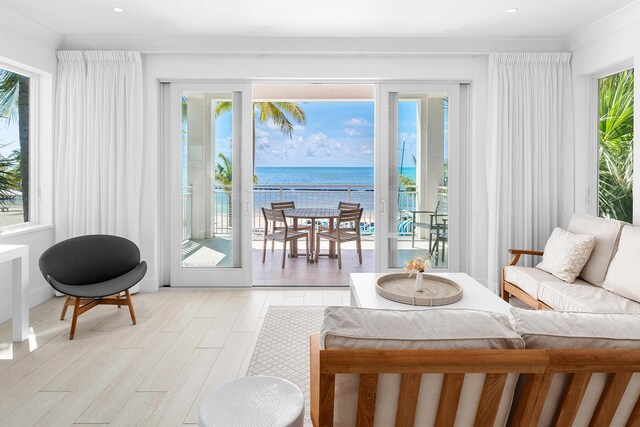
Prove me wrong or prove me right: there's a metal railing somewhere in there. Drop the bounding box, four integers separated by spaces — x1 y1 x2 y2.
182 184 447 239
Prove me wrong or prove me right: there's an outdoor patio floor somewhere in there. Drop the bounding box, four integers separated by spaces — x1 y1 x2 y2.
182 237 445 286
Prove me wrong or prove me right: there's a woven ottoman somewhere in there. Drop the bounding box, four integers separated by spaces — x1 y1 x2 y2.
199 376 304 427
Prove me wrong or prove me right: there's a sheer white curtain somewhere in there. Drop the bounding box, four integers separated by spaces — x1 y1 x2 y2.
486 53 574 294
54 51 143 243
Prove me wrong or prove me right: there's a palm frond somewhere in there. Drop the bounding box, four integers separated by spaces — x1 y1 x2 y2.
598 69 634 222
0 69 19 124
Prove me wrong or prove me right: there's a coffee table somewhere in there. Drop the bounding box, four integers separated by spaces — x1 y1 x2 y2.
350 272 511 314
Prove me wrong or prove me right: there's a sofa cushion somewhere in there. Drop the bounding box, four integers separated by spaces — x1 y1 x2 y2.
536 227 595 283
321 307 524 427
538 280 640 313
509 307 640 349
321 306 525 350
603 225 640 303
568 212 625 286
504 266 562 300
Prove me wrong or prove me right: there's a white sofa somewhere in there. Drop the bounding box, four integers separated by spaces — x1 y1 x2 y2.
502 213 640 312
311 306 640 427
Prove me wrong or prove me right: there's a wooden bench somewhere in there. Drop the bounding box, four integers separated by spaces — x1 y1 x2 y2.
309 334 640 426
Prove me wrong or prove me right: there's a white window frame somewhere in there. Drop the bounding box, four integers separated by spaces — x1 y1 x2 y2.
0 58 50 236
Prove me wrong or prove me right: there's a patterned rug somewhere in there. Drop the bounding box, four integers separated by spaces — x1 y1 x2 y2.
248 306 325 426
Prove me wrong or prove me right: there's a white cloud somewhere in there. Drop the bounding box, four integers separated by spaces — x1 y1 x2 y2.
345 117 371 126
361 145 373 155
344 128 360 136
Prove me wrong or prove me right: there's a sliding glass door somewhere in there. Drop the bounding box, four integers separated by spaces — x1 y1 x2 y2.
375 83 460 272
170 82 253 286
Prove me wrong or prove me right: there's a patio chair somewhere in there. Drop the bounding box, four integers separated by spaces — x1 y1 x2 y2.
428 213 448 266
262 208 309 269
411 199 447 249
318 201 361 232
315 208 363 269
39 234 146 340
269 201 311 252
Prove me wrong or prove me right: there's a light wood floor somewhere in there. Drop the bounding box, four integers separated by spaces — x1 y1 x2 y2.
0 288 350 426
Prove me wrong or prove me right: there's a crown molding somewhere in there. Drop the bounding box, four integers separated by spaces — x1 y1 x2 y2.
61 36 568 55
0 4 64 50
566 0 640 51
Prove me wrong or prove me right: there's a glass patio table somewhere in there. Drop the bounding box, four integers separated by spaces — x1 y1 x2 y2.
283 208 340 263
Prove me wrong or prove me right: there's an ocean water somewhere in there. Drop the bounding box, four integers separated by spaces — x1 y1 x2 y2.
254 167 416 185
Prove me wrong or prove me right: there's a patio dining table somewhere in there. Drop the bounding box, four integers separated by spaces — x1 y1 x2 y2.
284 208 340 263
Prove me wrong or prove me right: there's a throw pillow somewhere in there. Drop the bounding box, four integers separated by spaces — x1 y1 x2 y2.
603 225 640 303
536 227 595 283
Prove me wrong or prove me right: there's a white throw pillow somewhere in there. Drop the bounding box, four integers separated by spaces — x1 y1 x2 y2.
603 225 640 303
536 227 595 283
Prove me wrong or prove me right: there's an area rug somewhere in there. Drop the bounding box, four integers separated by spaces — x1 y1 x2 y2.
247 305 325 425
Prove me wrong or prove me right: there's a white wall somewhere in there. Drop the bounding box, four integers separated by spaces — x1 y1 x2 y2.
568 2 640 223
0 7 62 322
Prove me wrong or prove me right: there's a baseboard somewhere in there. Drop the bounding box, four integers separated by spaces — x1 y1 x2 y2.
138 277 159 293
0 285 55 324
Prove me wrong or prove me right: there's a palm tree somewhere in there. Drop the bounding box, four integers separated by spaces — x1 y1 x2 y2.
598 70 634 223
213 101 306 171
0 69 29 222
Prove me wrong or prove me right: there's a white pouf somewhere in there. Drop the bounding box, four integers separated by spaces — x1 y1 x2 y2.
199 376 305 427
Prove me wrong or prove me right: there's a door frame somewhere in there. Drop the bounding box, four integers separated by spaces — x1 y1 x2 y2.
169 81 253 287
375 82 461 273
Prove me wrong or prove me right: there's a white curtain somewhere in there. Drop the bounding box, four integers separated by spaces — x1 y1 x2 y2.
486 53 574 294
54 51 143 244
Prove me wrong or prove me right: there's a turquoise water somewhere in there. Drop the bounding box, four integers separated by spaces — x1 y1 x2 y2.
254 167 416 185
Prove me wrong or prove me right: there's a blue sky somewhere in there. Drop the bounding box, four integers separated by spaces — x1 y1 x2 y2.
0 118 19 158
213 101 426 169
252 101 378 167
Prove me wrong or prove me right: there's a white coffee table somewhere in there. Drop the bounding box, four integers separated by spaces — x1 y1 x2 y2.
350 272 511 314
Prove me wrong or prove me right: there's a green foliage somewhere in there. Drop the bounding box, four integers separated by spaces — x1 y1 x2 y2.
0 147 20 199
399 174 416 191
213 100 307 138
0 69 29 220
214 153 258 186
598 70 634 223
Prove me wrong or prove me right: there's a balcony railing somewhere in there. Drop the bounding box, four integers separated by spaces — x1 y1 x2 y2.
182 184 447 240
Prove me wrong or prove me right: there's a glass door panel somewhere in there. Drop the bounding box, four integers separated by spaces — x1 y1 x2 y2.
170 83 252 287
181 91 238 269
376 84 458 272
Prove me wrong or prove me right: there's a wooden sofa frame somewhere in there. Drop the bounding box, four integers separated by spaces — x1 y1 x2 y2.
310 334 640 427
501 248 554 310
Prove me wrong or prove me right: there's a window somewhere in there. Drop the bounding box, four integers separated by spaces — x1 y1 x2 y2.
0 67 30 227
598 69 634 223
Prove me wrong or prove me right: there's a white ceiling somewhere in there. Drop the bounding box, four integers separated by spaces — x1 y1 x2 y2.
0 0 635 39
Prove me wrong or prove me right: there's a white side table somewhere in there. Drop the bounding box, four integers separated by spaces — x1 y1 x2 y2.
199 376 304 427
0 245 29 342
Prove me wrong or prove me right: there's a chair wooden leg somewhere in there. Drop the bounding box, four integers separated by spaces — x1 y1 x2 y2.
337 242 343 269
117 292 122 308
125 289 137 325
357 238 362 264
60 296 71 320
262 238 267 263
305 236 309 262
69 297 81 340
315 234 320 262
282 241 287 269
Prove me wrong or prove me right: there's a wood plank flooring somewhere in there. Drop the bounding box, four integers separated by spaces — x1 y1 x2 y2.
0 288 350 426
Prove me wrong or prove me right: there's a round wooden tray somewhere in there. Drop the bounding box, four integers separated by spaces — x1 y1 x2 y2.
376 273 463 306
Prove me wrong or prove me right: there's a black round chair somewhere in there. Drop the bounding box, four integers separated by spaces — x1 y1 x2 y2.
39 234 147 339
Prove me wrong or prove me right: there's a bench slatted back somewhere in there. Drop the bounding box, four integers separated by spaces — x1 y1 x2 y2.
310 335 640 427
